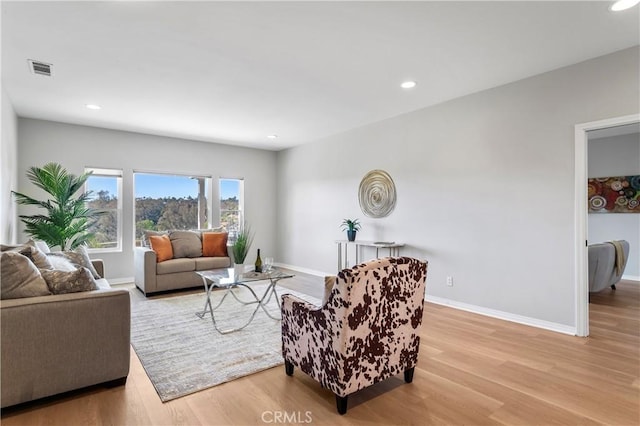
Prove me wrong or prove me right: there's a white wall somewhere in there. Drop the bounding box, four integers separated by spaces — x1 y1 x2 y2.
17 119 277 281
1 86 18 244
588 132 640 279
276 47 640 330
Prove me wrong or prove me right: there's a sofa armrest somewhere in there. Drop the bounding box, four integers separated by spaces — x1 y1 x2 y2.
1 288 130 408
91 259 105 278
134 247 157 295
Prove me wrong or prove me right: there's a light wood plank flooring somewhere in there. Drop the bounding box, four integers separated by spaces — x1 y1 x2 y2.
2 274 638 425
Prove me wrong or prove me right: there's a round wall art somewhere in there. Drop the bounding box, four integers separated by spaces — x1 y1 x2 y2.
358 169 397 218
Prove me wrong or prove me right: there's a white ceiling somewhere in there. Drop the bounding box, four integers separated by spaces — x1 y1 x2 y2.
2 1 639 150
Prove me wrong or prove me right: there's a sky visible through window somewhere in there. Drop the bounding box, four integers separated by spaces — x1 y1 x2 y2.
86 176 117 199
88 174 239 199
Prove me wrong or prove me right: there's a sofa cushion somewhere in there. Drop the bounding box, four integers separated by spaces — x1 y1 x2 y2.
169 230 202 258
156 258 196 275
48 246 101 279
149 235 173 262
195 257 231 271
202 232 228 257
0 251 52 299
40 267 99 294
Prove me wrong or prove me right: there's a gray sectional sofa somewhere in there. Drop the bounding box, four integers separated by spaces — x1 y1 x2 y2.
1 260 130 408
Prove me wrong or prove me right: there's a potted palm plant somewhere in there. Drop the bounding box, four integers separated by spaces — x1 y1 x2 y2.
232 223 254 277
12 162 104 250
341 218 361 242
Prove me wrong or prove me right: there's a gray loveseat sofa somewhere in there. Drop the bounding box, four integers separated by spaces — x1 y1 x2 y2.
1 260 130 408
134 229 231 295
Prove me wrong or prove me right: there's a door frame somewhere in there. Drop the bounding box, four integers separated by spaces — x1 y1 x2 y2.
574 113 639 337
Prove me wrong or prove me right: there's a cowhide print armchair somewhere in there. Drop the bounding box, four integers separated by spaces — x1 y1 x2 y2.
281 256 427 414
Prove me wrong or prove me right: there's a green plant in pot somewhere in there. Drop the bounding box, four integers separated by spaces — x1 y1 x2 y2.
341 218 361 242
12 162 105 250
232 223 254 276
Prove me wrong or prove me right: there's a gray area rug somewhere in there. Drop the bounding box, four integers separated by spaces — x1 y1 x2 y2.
130 283 319 402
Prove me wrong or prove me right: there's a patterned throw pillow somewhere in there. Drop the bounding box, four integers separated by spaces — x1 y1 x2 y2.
41 267 99 294
149 235 173 262
47 246 101 279
202 232 228 257
0 251 51 299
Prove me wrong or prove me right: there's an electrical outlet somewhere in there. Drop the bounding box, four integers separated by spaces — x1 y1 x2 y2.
446 276 453 286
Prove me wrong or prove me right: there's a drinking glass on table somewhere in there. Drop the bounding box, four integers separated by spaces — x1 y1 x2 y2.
264 257 274 273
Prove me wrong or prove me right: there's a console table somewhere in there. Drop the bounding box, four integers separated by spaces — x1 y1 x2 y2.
335 240 405 270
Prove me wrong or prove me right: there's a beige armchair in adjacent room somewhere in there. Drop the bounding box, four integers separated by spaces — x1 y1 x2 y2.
280 256 427 414
588 240 630 294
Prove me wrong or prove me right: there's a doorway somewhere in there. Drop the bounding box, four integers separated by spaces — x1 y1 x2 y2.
574 114 640 337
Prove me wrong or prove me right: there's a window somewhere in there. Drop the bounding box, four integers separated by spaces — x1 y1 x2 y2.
134 172 212 246
220 178 244 241
85 167 123 251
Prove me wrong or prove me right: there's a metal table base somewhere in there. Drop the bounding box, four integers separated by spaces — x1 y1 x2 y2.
195 272 286 334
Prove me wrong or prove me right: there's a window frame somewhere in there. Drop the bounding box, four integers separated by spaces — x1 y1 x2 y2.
84 167 123 253
219 177 244 242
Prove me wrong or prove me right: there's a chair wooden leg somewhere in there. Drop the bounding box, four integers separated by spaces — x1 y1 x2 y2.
611 284 617 290
285 360 294 376
404 367 415 383
335 395 348 415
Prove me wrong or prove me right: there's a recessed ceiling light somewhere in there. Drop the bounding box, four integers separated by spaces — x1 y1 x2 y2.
267 134 278 139
85 104 101 110
611 0 640 11
401 81 417 89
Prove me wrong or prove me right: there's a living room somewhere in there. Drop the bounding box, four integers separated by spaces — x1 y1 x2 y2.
1 1 639 425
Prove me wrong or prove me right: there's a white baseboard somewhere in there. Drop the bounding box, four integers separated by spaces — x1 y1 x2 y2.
622 275 640 282
425 294 576 336
108 277 134 285
275 263 333 278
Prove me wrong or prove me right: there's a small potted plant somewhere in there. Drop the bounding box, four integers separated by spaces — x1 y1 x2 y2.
340 218 361 242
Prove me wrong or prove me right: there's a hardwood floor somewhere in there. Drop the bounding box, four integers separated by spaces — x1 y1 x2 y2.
2 275 638 425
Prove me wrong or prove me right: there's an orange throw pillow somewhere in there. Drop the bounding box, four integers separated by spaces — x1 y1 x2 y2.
202 232 228 257
149 235 173 262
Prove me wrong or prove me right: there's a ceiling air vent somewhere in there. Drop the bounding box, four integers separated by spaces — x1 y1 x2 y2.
28 59 53 77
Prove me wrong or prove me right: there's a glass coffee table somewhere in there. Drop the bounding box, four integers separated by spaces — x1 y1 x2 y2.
195 267 294 334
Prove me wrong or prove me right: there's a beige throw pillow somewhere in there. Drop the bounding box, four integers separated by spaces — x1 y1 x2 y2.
2 242 53 270
169 230 203 258
0 251 52 299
